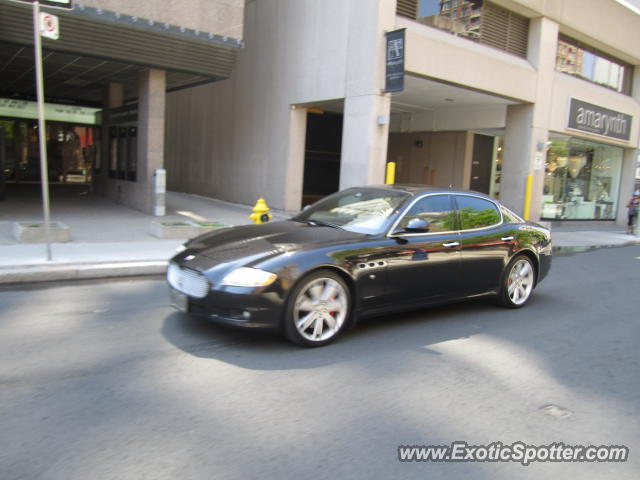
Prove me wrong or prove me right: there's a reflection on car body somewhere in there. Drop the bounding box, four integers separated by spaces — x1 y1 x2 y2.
168 185 552 347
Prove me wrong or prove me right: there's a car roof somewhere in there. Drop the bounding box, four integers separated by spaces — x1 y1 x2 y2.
363 184 497 200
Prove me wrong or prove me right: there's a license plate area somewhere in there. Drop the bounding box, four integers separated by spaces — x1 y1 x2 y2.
169 288 189 312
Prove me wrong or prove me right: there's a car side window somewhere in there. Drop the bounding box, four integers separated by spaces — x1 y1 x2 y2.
397 195 456 233
455 195 501 230
500 205 524 224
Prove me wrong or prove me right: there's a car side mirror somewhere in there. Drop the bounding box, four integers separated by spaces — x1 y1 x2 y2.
302 205 311 211
405 218 430 232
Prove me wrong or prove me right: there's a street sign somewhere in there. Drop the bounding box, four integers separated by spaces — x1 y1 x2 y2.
13 0 73 9
39 12 59 40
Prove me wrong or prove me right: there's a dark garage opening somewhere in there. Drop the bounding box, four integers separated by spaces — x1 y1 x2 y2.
302 110 343 207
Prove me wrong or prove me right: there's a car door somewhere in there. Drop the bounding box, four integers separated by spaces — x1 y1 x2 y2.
454 194 515 295
382 194 461 307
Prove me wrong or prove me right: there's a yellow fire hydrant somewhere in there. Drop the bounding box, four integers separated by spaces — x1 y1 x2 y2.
249 198 272 224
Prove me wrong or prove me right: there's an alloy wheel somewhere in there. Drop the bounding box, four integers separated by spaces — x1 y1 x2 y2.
293 277 348 342
507 258 534 306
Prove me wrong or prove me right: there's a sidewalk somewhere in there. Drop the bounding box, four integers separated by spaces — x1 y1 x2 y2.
0 185 289 284
0 185 638 284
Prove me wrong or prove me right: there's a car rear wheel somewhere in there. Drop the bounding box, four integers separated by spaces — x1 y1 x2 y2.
498 255 535 308
284 270 351 347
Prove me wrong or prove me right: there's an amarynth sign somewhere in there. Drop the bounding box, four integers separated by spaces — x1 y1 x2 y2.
568 98 632 141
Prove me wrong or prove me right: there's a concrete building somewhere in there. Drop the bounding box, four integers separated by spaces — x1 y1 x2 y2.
0 0 244 213
1 0 639 225
164 0 640 224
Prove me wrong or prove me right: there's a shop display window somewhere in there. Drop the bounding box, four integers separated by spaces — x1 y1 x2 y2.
0 117 98 184
542 135 623 220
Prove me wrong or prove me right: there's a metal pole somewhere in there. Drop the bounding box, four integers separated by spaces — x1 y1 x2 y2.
33 1 52 261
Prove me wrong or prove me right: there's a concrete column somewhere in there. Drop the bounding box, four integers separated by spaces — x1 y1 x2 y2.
501 104 548 218
284 106 307 212
137 69 166 214
340 94 391 188
618 67 640 225
461 131 474 190
500 17 558 220
97 82 123 195
617 148 638 225
339 0 395 189
106 82 124 109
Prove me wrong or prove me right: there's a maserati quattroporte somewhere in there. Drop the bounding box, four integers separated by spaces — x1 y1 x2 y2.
168 186 552 346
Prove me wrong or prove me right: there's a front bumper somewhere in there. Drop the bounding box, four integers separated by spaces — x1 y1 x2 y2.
168 285 284 330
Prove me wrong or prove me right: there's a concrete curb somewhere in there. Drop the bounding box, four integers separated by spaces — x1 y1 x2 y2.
0 261 168 285
1 240 638 285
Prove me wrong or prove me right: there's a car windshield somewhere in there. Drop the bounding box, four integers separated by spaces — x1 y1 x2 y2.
292 188 410 234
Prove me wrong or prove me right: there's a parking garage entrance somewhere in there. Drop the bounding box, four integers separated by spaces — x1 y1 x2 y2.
302 110 344 207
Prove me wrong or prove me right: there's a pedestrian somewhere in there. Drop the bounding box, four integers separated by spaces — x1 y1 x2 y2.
627 191 640 234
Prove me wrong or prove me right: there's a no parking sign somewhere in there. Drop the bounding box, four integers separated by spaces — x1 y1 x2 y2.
39 12 59 40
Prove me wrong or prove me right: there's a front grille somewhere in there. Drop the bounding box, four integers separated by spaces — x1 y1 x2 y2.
167 263 210 298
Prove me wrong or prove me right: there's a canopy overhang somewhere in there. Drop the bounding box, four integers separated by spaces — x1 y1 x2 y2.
0 1 242 106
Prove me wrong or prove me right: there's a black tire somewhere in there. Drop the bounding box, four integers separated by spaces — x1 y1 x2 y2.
497 254 536 308
283 270 351 347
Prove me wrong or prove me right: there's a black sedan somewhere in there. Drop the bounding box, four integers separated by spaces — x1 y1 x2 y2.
168 185 552 347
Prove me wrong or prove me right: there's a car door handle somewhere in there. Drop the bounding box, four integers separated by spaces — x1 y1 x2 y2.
501 236 515 241
442 242 460 248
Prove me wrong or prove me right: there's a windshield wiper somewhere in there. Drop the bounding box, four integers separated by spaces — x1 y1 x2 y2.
307 219 345 230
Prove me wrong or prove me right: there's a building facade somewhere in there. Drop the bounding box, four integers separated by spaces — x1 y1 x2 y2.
1 0 639 225
0 0 243 213
165 0 640 225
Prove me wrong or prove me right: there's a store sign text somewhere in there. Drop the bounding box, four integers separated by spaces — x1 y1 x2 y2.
0 98 99 124
568 98 632 141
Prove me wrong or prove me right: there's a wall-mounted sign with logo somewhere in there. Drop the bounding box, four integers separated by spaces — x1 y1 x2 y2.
567 98 632 141
384 29 405 93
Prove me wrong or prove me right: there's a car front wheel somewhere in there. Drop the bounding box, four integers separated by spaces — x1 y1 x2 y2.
498 255 535 308
284 270 351 347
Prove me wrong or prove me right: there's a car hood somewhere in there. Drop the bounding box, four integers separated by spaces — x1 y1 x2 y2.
184 220 366 265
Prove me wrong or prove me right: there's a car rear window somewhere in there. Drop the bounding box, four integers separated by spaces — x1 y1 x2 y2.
455 195 502 230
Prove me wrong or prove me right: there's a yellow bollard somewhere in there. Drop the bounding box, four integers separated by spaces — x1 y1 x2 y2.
249 198 273 224
385 162 396 185
523 174 533 220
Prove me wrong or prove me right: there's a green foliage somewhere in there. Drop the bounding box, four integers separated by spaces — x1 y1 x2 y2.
459 207 500 229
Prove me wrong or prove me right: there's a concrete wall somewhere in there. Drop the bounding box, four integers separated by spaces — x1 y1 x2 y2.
390 106 508 133
162 0 640 223
494 0 640 64
165 0 396 211
388 131 471 189
397 1 640 222
81 0 244 39
397 15 537 103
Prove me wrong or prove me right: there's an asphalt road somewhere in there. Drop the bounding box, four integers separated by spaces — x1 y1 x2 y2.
1 246 639 480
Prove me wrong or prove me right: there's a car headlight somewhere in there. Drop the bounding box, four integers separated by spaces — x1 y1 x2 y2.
220 267 278 287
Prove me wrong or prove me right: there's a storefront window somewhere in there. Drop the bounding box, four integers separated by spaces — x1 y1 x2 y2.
0 118 97 184
106 104 138 183
542 135 623 220
556 36 631 95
